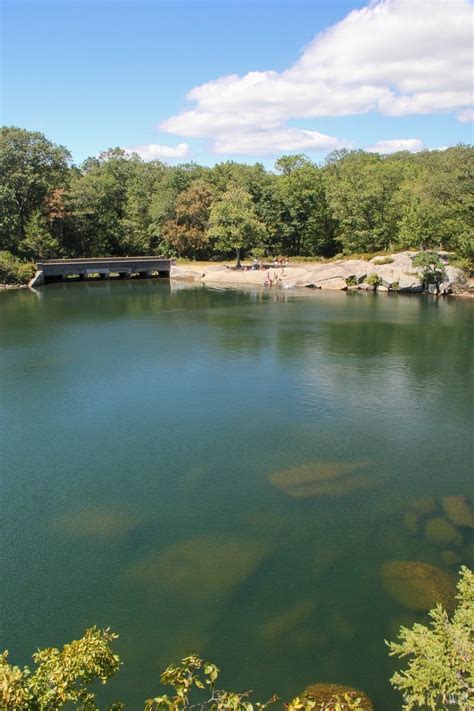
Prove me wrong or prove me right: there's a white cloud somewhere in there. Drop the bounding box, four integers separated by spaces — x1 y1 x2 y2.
367 138 424 154
160 0 473 156
458 107 474 123
214 128 350 155
124 142 189 161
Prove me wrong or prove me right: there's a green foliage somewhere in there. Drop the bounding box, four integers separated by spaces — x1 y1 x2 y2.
0 127 472 271
0 251 35 284
0 126 71 252
365 273 382 288
162 181 214 258
21 211 63 260
387 566 474 710
449 256 472 275
345 275 358 286
145 654 277 711
372 257 394 265
208 185 265 266
276 163 336 257
325 151 405 254
287 694 363 711
0 626 122 711
411 252 447 290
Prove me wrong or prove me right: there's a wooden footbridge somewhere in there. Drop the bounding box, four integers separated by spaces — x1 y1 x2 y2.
30 257 175 287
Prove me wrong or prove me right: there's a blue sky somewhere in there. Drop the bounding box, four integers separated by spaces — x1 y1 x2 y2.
2 0 472 166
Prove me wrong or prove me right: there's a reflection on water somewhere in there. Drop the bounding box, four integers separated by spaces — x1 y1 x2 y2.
0 283 472 709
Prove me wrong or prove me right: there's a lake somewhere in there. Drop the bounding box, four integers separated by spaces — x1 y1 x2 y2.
1 281 472 709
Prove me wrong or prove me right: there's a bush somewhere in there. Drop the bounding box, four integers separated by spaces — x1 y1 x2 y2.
345 275 358 286
373 257 394 265
0 251 35 285
411 252 447 291
366 273 382 288
450 256 472 276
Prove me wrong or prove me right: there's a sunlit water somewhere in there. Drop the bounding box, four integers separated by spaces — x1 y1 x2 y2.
1 281 473 709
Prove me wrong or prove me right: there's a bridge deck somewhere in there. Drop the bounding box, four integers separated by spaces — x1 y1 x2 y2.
35 257 175 284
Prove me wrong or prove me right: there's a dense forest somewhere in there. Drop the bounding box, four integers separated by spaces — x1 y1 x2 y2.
1 126 472 274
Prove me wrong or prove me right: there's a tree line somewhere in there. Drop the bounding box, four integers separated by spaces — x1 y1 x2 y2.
1 126 472 268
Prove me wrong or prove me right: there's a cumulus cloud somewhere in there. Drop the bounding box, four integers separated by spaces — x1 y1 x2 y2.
160 0 473 155
458 107 474 123
124 142 189 161
367 138 424 154
214 128 350 155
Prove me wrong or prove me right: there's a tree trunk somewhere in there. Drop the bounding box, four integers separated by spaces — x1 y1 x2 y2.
235 247 242 269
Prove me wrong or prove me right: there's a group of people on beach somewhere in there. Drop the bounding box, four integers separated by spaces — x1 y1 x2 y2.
249 257 288 271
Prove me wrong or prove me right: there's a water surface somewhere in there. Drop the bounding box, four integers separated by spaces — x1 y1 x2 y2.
1 282 472 708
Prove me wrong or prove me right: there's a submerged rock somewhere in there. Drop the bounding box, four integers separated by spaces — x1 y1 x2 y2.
403 496 437 534
259 600 326 651
440 549 462 567
268 461 371 499
260 600 315 643
302 683 374 711
127 535 267 605
52 506 143 541
380 560 456 612
425 516 463 547
442 495 474 529
408 496 437 516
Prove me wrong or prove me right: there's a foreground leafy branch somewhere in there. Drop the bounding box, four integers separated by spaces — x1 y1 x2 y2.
0 626 122 711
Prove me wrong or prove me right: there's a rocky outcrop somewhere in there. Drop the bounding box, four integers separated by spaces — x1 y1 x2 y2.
171 252 467 295
302 683 374 710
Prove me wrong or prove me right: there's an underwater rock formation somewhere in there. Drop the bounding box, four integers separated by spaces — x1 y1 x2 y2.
302 683 374 710
268 461 371 499
127 535 267 605
424 516 463 547
380 560 456 612
403 496 438 535
259 599 326 651
440 549 462 567
52 506 144 541
442 495 474 529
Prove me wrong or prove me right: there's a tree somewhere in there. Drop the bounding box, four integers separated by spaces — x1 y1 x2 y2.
275 155 312 176
324 151 405 254
387 566 474 710
162 181 214 258
0 127 71 252
395 146 474 256
276 163 336 257
208 186 265 267
411 252 447 293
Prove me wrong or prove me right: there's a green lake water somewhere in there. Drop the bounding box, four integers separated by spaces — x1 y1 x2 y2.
1 281 473 709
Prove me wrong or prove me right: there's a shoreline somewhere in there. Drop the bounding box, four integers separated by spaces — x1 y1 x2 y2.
172 251 471 296
1 251 472 296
